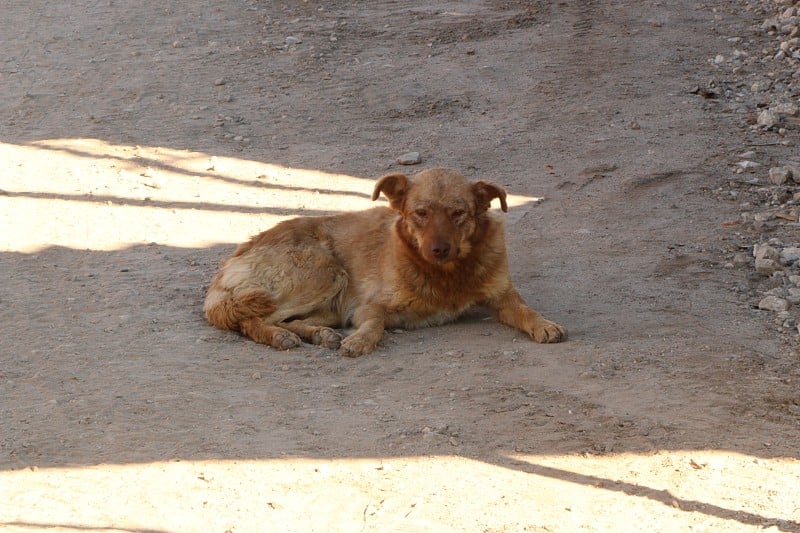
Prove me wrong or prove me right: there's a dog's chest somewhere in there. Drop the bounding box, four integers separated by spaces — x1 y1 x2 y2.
383 271 488 327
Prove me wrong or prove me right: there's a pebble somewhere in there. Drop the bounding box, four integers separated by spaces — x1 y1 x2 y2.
755 257 782 275
285 36 303 45
788 165 800 183
772 102 799 115
732 252 751 267
787 287 800 304
766 287 787 298
768 166 791 185
397 152 421 165
780 246 800 264
753 243 779 261
757 109 780 128
759 295 790 312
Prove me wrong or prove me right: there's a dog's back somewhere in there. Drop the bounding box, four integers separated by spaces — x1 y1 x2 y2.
204 206 393 330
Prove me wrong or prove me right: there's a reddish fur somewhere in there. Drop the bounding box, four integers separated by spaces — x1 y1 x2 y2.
204 288 276 331
203 167 566 356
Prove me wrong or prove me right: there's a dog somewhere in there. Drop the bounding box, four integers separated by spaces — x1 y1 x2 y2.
204 167 566 356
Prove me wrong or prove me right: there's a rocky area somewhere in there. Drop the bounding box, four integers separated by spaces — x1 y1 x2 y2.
702 0 800 340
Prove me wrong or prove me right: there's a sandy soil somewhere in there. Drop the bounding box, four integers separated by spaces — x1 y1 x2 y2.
1 0 799 531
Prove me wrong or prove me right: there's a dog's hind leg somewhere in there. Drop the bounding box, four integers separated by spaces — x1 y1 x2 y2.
240 317 303 350
282 319 343 349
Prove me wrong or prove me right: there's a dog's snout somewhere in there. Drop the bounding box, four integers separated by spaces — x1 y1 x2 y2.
431 241 451 260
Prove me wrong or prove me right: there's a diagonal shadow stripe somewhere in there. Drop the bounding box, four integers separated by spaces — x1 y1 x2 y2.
2 190 349 217
487 455 800 532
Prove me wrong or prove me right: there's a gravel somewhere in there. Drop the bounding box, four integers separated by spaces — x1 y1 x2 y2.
710 0 800 338
759 295 791 312
769 166 792 184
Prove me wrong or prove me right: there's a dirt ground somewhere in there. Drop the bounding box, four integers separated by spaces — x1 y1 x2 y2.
2 0 799 531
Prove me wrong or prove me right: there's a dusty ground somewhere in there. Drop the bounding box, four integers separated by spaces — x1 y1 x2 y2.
1 0 799 531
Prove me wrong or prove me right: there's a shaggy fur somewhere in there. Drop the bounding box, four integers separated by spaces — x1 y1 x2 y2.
204 168 566 356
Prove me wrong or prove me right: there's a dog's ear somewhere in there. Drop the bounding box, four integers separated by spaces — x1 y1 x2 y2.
372 173 410 210
472 180 508 212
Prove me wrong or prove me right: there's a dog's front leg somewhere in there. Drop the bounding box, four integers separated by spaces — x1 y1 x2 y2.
487 288 567 343
339 305 385 357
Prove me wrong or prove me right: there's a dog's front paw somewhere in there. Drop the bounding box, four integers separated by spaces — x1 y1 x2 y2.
531 319 567 343
338 334 377 357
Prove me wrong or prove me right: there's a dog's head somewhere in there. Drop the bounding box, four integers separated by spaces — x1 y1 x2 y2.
372 168 507 267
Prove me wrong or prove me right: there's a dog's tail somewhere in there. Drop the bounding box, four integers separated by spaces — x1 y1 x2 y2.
204 287 277 331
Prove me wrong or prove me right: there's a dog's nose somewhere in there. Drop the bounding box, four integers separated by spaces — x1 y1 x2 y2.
432 242 451 260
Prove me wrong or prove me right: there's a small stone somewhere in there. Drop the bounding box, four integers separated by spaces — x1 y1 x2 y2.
214 78 227 86
789 275 800 286
766 287 787 298
757 109 780 128
732 252 751 267
738 150 757 159
737 160 761 169
787 287 800 304
759 295 790 312
773 102 799 116
755 258 782 275
787 165 800 183
753 243 780 261
780 246 800 264
252 372 262 380
769 166 791 185
397 152 422 165
285 36 303 45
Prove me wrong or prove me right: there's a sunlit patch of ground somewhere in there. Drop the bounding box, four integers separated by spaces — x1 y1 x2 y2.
1 452 797 532
1 139 535 252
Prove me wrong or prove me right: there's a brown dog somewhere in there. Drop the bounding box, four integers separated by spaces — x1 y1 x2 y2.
204 168 566 356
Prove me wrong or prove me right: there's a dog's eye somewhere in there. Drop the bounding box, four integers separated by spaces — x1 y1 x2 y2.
414 209 428 218
451 209 466 221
